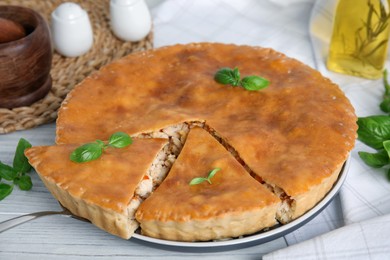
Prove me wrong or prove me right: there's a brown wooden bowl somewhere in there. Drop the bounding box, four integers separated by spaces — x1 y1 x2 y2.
0 5 52 109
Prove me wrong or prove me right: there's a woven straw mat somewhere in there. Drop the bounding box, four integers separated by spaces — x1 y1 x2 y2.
0 0 153 134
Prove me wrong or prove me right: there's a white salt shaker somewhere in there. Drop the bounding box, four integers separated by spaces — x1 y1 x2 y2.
51 2 93 57
110 0 152 42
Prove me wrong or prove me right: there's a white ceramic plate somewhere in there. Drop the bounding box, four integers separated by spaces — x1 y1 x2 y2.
131 157 350 251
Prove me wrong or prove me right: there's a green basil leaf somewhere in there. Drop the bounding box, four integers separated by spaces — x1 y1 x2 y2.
380 97 390 113
358 150 389 168
208 167 221 179
13 138 32 174
383 140 390 157
357 115 390 149
190 168 222 186
241 76 270 91
232 67 240 83
0 183 13 201
18 175 32 191
189 177 207 186
70 143 103 163
214 67 241 86
108 132 133 148
0 161 17 181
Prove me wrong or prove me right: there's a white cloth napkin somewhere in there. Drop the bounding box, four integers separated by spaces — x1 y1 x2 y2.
263 213 390 259
150 0 390 257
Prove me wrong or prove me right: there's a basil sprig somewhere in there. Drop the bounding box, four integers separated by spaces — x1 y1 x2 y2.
214 67 241 86
357 70 390 180
71 132 133 163
0 138 33 201
214 67 269 91
189 168 221 186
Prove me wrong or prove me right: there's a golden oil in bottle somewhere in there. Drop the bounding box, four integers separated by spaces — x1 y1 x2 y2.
327 0 390 79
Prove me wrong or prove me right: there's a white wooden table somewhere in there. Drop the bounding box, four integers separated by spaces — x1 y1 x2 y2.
0 0 347 258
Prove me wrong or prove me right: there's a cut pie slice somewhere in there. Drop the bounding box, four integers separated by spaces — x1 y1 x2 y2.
25 138 168 239
135 127 280 241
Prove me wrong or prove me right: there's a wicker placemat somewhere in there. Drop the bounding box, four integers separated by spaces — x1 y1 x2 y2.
0 0 153 134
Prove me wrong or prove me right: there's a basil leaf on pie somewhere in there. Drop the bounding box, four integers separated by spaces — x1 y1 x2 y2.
214 67 241 86
189 177 208 185
207 167 221 180
109 132 133 148
70 143 103 163
189 167 221 185
214 67 269 91
241 75 269 91
70 132 133 163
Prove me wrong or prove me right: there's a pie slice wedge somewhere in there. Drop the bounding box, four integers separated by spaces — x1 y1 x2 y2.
25 138 168 239
135 127 280 241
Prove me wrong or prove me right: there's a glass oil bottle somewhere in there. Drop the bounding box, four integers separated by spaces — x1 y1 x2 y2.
327 0 390 79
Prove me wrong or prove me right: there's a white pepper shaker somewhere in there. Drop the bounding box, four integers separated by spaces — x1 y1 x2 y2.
110 0 152 42
51 2 93 57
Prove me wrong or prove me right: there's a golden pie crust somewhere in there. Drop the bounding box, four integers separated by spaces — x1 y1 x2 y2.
49 43 357 240
136 127 280 241
25 138 167 239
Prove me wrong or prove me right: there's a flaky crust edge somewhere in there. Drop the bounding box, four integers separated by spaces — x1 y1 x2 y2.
138 203 279 242
40 176 137 239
